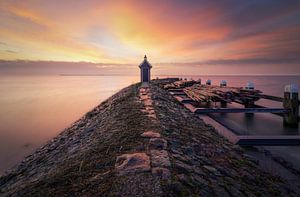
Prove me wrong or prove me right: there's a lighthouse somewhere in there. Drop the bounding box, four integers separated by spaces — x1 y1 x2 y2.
139 55 152 83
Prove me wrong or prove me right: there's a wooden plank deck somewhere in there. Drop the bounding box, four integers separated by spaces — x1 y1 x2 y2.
174 96 193 104
198 115 239 144
183 103 290 114
237 136 300 146
199 114 300 146
193 107 290 114
258 94 284 102
167 88 183 92
169 91 187 96
259 94 300 106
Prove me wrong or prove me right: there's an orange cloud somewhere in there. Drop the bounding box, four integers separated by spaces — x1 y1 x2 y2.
0 0 299 66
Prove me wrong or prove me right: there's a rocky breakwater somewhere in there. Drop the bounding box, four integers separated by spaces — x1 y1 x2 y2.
0 79 299 196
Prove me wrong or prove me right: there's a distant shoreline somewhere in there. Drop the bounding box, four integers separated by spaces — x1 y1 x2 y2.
59 74 300 77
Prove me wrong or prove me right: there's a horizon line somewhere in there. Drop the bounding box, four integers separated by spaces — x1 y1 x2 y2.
1 58 300 66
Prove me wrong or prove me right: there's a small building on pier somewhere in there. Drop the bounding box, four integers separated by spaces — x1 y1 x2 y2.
139 55 152 83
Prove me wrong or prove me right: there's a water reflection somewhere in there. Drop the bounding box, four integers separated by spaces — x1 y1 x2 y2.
0 75 138 174
210 102 300 136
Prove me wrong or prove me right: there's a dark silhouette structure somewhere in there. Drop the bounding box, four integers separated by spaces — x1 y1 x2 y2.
139 55 152 82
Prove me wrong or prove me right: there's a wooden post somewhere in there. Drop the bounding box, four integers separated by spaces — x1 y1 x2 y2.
283 84 299 127
197 79 201 84
220 80 227 87
206 79 211 85
244 100 255 108
245 82 255 90
244 82 255 108
220 80 227 107
221 101 227 108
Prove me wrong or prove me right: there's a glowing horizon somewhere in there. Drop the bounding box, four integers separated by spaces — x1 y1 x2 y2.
0 0 300 73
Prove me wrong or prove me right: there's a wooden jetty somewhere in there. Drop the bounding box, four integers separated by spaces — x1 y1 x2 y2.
164 80 199 90
183 84 261 104
199 114 300 146
189 107 289 114
165 79 300 146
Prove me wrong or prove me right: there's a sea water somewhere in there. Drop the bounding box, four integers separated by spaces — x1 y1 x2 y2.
0 74 299 174
0 75 138 174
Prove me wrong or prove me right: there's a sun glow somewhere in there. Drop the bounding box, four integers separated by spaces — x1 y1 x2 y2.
0 0 299 70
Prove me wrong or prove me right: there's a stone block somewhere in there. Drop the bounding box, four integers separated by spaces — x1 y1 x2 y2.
148 138 167 150
150 150 171 167
115 153 150 175
152 167 171 180
141 131 161 138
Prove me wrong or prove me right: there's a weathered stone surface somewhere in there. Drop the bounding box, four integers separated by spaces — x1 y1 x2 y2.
191 174 209 186
141 131 161 138
115 153 151 175
243 154 259 164
167 181 184 195
203 165 221 176
193 166 205 176
172 153 190 163
174 160 193 173
203 165 217 173
152 167 171 180
147 114 157 119
150 150 171 167
177 174 191 186
145 107 155 112
148 138 167 150
139 86 157 121
144 100 153 106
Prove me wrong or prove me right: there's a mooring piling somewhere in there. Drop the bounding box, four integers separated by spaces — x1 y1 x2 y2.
245 82 255 90
206 79 211 85
220 80 227 87
220 80 228 107
244 82 255 108
197 78 201 84
283 84 299 127
244 100 255 108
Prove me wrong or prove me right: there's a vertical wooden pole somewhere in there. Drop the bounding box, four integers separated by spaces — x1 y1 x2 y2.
221 101 227 108
245 82 255 90
220 80 227 107
220 80 227 87
244 100 255 108
206 79 211 85
283 84 299 127
197 78 201 85
244 82 255 108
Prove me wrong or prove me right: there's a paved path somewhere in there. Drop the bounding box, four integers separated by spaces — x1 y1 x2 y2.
114 84 171 180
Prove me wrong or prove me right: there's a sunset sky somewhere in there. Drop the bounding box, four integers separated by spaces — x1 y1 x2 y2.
0 0 300 75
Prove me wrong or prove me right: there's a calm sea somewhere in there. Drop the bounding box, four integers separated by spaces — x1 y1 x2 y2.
0 75 299 174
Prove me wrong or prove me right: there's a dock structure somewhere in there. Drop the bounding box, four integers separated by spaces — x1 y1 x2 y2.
164 80 199 89
183 84 261 106
164 79 300 146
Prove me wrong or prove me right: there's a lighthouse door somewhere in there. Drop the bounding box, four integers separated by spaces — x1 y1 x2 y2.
143 68 149 82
